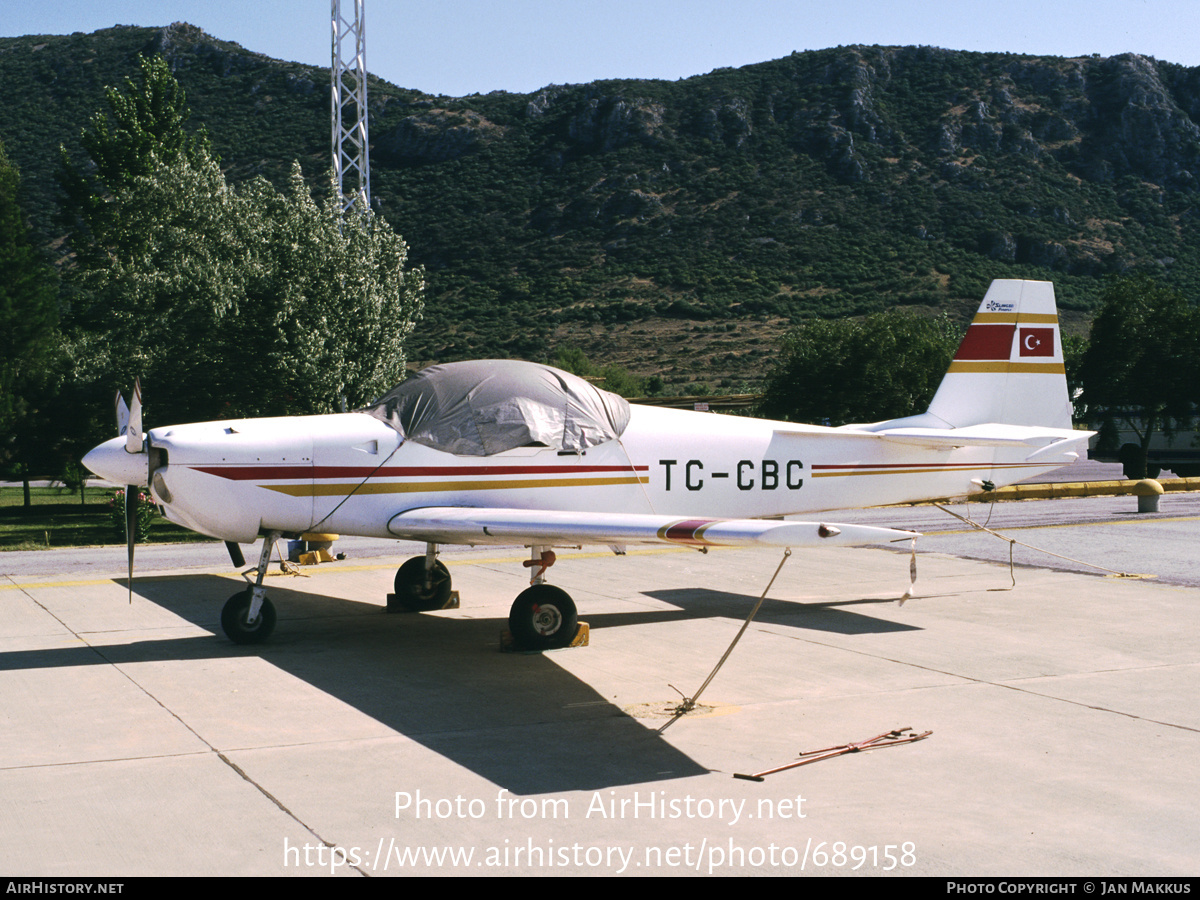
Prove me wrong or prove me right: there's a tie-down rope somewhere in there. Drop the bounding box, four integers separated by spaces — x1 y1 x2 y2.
935 502 1149 586
658 548 793 733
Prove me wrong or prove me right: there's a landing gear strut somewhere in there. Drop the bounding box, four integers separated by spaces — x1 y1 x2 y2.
384 542 583 651
221 532 280 644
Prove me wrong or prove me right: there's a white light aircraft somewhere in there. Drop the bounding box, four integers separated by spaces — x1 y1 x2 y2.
83 279 1090 648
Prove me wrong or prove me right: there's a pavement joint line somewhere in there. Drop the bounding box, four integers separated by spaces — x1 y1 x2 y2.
759 624 1200 734
215 751 358 873
0 750 213 773
3 572 356 868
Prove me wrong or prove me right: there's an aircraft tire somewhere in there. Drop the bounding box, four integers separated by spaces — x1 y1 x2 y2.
221 589 277 644
508 584 577 651
393 557 452 611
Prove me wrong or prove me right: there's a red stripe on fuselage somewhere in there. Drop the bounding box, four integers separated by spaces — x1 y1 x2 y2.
811 462 982 471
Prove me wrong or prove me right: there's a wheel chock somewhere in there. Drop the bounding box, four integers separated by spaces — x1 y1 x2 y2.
386 590 460 613
289 534 340 563
295 550 335 566
500 621 589 652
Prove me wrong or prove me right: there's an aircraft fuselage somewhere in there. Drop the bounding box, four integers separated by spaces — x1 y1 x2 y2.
134 404 1069 544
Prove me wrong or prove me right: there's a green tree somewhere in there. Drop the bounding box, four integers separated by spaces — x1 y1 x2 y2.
61 59 424 425
68 154 424 423
1080 276 1199 478
1061 332 1089 420
0 139 61 504
59 55 210 267
0 139 58 430
552 348 646 397
758 311 961 425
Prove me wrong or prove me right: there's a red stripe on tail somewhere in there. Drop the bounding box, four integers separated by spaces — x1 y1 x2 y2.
954 324 1015 360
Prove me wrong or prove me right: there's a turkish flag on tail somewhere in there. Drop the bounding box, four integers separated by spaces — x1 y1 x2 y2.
1018 327 1054 357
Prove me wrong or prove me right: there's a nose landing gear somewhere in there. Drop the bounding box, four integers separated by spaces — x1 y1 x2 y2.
221 532 280 644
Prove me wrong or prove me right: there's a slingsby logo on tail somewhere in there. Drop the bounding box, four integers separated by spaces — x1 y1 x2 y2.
84 279 1090 648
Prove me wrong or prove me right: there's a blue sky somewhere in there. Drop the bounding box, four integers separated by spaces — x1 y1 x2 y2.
3 1 1196 97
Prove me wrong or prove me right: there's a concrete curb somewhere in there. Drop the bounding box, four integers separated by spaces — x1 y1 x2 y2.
974 476 1200 502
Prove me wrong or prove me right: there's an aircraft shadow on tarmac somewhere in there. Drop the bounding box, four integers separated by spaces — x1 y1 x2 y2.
5 573 713 794
638 588 921 635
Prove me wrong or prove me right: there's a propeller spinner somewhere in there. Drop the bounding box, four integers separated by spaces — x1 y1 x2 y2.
82 382 249 581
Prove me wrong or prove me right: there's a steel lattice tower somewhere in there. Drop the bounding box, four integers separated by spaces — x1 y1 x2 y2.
331 0 370 213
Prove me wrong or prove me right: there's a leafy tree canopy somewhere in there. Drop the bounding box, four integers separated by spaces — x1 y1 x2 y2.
58 54 212 263
0 138 59 435
552 348 654 398
758 311 962 426
61 56 424 425
82 54 209 185
1080 275 1200 476
68 153 424 423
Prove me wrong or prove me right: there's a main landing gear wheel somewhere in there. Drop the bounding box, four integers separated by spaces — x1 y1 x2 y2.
393 556 452 611
508 584 578 651
221 588 277 644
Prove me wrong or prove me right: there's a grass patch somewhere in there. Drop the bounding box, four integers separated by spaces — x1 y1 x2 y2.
0 485 206 550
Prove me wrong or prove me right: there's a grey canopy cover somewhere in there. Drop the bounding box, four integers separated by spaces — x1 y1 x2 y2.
363 360 632 456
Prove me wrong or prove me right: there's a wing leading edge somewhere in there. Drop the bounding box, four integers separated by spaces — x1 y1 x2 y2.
387 507 918 548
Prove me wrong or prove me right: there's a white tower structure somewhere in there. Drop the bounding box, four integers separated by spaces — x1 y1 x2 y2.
331 0 370 213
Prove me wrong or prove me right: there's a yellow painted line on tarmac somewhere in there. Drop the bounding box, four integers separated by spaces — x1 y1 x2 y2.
920 514 1200 537
0 546 693 593
327 545 691 573
0 577 123 591
14 499 1194 592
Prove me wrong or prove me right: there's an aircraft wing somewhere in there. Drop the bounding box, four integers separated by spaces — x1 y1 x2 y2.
387 507 918 548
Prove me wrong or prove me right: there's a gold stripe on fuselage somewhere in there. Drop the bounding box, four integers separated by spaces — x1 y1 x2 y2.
812 462 1042 478
263 474 650 497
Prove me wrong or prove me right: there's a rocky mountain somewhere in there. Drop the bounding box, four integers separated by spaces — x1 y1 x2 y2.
4 24 1200 390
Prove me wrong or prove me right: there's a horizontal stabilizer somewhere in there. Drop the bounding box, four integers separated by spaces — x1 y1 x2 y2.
778 424 1088 452
388 507 918 549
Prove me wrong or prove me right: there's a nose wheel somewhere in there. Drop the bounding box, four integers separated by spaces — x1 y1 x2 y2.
221 588 277 644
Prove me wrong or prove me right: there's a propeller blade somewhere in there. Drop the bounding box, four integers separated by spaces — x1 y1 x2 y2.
125 485 137 603
125 379 143 454
115 390 130 437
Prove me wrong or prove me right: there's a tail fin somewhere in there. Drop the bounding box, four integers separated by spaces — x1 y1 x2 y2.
924 279 1072 430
